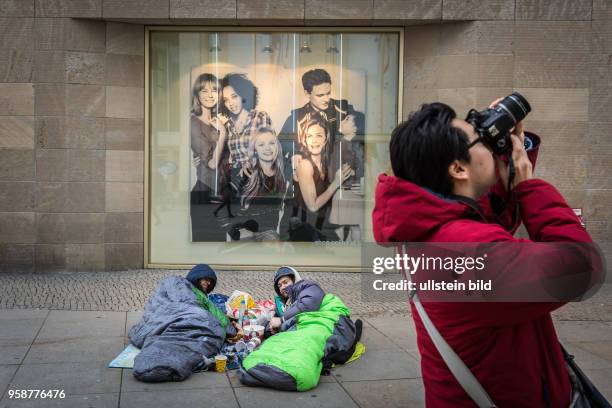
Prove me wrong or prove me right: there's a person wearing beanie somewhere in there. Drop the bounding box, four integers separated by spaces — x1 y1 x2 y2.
269 266 325 333
185 264 238 339
186 263 218 294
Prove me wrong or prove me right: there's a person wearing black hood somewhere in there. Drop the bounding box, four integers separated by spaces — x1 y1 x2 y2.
268 266 326 333
185 264 238 339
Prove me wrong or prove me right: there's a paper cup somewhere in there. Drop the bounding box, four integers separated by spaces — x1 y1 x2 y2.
215 355 228 373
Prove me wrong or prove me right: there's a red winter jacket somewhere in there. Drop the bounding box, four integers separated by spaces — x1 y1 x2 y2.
372 135 594 407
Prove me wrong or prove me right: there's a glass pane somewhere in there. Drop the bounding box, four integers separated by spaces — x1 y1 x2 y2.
149 30 400 267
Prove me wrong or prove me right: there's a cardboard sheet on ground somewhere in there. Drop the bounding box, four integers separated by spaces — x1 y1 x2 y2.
108 344 141 368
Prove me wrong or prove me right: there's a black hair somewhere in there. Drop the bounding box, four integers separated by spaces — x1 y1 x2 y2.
220 73 259 116
302 69 332 94
389 103 471 197
191 73 219 116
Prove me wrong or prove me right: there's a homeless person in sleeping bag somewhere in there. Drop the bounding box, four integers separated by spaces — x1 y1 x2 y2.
238 266 363 391
128 264 237 382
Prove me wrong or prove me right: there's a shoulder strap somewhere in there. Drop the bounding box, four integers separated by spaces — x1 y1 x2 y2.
399 245 497 408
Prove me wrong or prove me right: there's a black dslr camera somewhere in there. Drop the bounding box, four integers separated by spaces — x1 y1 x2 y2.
466 92 531 155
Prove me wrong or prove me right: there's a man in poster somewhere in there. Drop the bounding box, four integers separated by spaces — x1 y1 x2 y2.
280 68 365 239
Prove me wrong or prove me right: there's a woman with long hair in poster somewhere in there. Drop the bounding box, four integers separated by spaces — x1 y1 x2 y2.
241 127 288 210
190 73 227 203
296 114 353 231
190 73 233 240
220 73 272 174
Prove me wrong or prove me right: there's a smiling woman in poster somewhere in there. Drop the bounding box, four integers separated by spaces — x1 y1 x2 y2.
296 115 353 231
220 73 272 173
190 73 227 204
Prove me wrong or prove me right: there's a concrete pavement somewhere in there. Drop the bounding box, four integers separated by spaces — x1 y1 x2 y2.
0 271 611 407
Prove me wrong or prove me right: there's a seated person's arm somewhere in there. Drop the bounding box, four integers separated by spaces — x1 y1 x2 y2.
282 282 325 322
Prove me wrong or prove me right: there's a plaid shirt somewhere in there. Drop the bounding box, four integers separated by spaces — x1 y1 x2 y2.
227 110 272 165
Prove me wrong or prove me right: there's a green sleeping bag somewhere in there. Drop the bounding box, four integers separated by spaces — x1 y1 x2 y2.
240 293 353 391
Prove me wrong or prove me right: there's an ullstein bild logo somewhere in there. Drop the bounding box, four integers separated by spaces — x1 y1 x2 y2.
371 253 488 275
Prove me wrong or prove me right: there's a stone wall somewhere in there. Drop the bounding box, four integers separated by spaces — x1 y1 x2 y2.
0 0 610 271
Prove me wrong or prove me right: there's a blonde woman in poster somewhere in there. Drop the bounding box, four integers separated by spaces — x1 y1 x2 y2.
241 127 289 210
224 127 291 241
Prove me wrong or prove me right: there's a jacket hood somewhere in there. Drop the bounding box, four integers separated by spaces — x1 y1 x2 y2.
372 174 471 243
274 266 302 297
186 264 217 293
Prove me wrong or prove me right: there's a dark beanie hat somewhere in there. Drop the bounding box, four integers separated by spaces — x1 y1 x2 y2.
186 264 217 293
274 266 298 296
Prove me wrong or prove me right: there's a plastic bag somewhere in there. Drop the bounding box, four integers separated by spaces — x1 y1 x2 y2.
225 290 255 318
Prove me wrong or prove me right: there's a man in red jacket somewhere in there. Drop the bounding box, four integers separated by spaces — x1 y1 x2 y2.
372 101 597 407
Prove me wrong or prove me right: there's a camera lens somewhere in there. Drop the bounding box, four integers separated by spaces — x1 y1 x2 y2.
496 92 531 125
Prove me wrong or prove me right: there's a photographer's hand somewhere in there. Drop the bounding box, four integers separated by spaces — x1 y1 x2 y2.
496 128 533 191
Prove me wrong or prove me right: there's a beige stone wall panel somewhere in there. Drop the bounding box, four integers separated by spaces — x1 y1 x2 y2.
105 54 144 87
0 48 33 82
171 0 236 19
239 0 304 20
0 83 34 115
104 243 143 270
516 0 592 20
66 52 106 85
443 0 514 20
34 0 102 18
106 23 144 56
0 116 34 148
104 213 143 243
374 0 441 20
0 181 35 211
0 0 35 17
0 212 36 243
0 149 34 181
103 0 170 19
105 150 143 182
105 182 143 212
105 118 144 150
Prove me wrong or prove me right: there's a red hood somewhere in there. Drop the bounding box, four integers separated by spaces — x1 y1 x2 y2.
372 173 471 242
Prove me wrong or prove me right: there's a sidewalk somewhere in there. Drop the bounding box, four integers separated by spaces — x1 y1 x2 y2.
0 272 610 407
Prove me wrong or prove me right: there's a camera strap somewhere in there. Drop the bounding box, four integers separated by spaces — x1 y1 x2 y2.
505 154 521 233
398 245 497 408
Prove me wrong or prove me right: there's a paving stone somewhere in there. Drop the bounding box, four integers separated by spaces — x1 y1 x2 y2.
0 393 118 408
8 362 120 396
563 341 612 370
554 321 612 342
120 388 238 408
364 315 418 352
24 336 124 364
0 311 47 364
121 368 230 392
235 381 358 408
342 378 425 408
571 341 612 365
0 365 18 396
36 310 125 340
333 348 420 382
125 311 142 332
